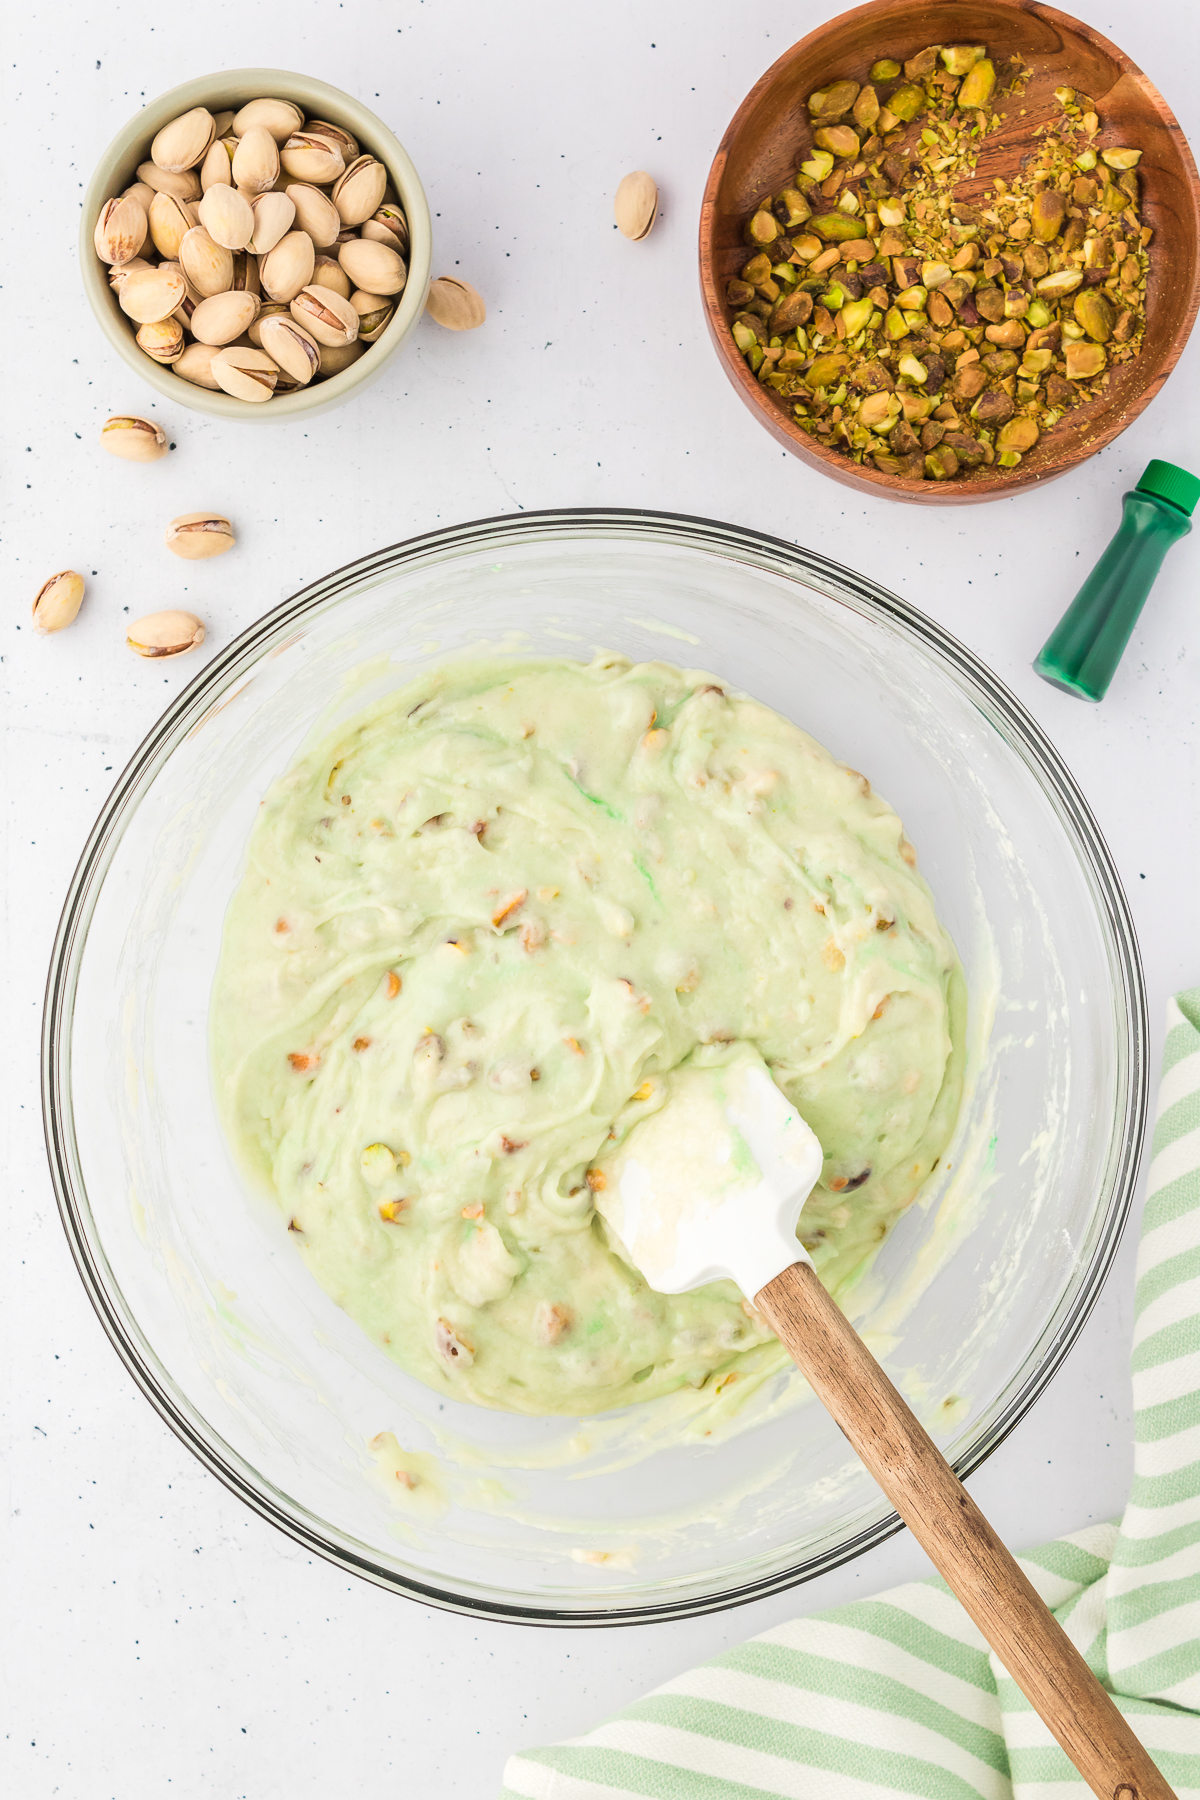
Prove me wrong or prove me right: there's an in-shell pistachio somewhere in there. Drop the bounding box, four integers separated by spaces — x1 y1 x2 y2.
100 415 169 462
228 249 261 295
179 225 234 297
331 155 387 226
122 180 156 212
94 194 150 266
311 254 351 297
290 284 359 345
173 342 222 389
614 170 658 240
119 264 186 324
337 235 406 294
210 344 279 401
200 137 234 191
33 571 86 635
233 97 304 143
259 314 321 384
165 512 236 560
136 161 201 201
260 229 316 302
425 276 486 330
246 190 295 256
317 337 367 377
127 609 206 657
362 203 409 256
231 125 280 195
190 289 261 345
285 182 341 247
136 317 185 363
248 299 292 345
303 118 359 163
151 107 215 174
350 289 394 341
147 190 197 259
109 256 153 292
280 132 345 186
197 184 255 250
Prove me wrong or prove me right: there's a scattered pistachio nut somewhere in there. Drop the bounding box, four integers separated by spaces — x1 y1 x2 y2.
614 170 659 241
164 512 236 559
127 609 206 657
425 276 486 330
33 571 86 635
101 414 169 461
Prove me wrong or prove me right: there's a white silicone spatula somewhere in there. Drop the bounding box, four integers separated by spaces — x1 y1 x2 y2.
593 1046 1174 1800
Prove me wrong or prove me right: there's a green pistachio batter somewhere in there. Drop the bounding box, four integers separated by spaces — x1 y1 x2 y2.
212 653 965 1415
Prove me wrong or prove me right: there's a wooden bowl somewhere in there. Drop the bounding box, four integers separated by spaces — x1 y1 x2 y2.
699 0 1200 504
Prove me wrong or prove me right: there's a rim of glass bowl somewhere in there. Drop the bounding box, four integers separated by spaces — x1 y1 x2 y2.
42 508 1148 1626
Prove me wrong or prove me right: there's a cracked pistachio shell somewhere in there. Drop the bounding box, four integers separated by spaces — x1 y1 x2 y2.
316 336 366 377
165 512 236 559
210 344 279 401
231 125 280 195
137 317 185 363
190 289 261 346
119 264 187 324
248 191 295 256
127 609 206 657
350 288 394 342
311 254 351 298
289 284 359 346
33 571 86 635
200 137 234 192
248 299 292 346
210 109 235 137
137 161 201 201
303 118 359 163
151 107 216 174
100 415 168 461
122 180 156 212
173 342 222 389
94 195 149 265
614 170 658 241
233 97 304 143
362 204 409 255
285 182 341 247
332 155 387 226
108 256 153 292
197 183 255 250
260 229 316 302
425 276 485 330
259 314 321 384
179 225 234 298
280 132 345 185
148 190 198 259
229 250 261 295
338 235 406 295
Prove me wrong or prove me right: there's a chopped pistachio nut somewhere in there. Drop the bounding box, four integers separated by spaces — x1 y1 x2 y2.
724 39 1149 481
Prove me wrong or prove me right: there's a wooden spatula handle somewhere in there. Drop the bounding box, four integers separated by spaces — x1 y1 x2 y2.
757 1260 1175 1800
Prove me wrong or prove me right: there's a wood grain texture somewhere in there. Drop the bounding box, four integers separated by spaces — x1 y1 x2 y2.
756 1259 1177 1800
698 0 1200 505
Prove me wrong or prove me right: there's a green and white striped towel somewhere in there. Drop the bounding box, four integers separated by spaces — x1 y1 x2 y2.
501 990 1200 1799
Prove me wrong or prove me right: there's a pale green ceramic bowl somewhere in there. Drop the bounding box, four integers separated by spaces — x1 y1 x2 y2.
79 69 432 422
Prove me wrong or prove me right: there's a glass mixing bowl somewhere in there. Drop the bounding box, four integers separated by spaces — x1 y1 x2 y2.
43 511 1147 1624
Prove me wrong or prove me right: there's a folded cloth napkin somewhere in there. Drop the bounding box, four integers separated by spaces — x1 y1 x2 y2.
501 991 1200 1800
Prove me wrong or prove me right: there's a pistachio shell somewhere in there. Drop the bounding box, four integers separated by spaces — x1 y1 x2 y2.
232 97 304 143
147 190 197 259
94 194 149 265
614 170 658 241
127 609 206 657
331 155 387 226
316 337 367 377
229 250 261 296
362 206 410 256
190 289 261 346
33 571 86 635
210 345 280 401
200 138 234 192
179 225 234 298
248 299 292 346
197 184 254 250
210 110 235 137
108 257 153 293
289 284 359 346
119 264 187 324
280 132 345 185
137 161 201 201
303 118 359 163
337 235 406 295
259 314 322 384
261 229 316 302
285 182 341 247
165 512 236 560
350 288 394 342
425 276 486 331
231 125 280 196
247 191 296 256
136 317 185 363
121 180 157 212
100 415 169 461
311 255 351 298
173 342 222 389
151 107 216 174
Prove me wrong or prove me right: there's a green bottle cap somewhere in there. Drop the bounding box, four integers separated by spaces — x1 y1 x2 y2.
1136 459 1200 517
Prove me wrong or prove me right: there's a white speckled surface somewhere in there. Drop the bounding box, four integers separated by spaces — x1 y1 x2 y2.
3 2 1198 1794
